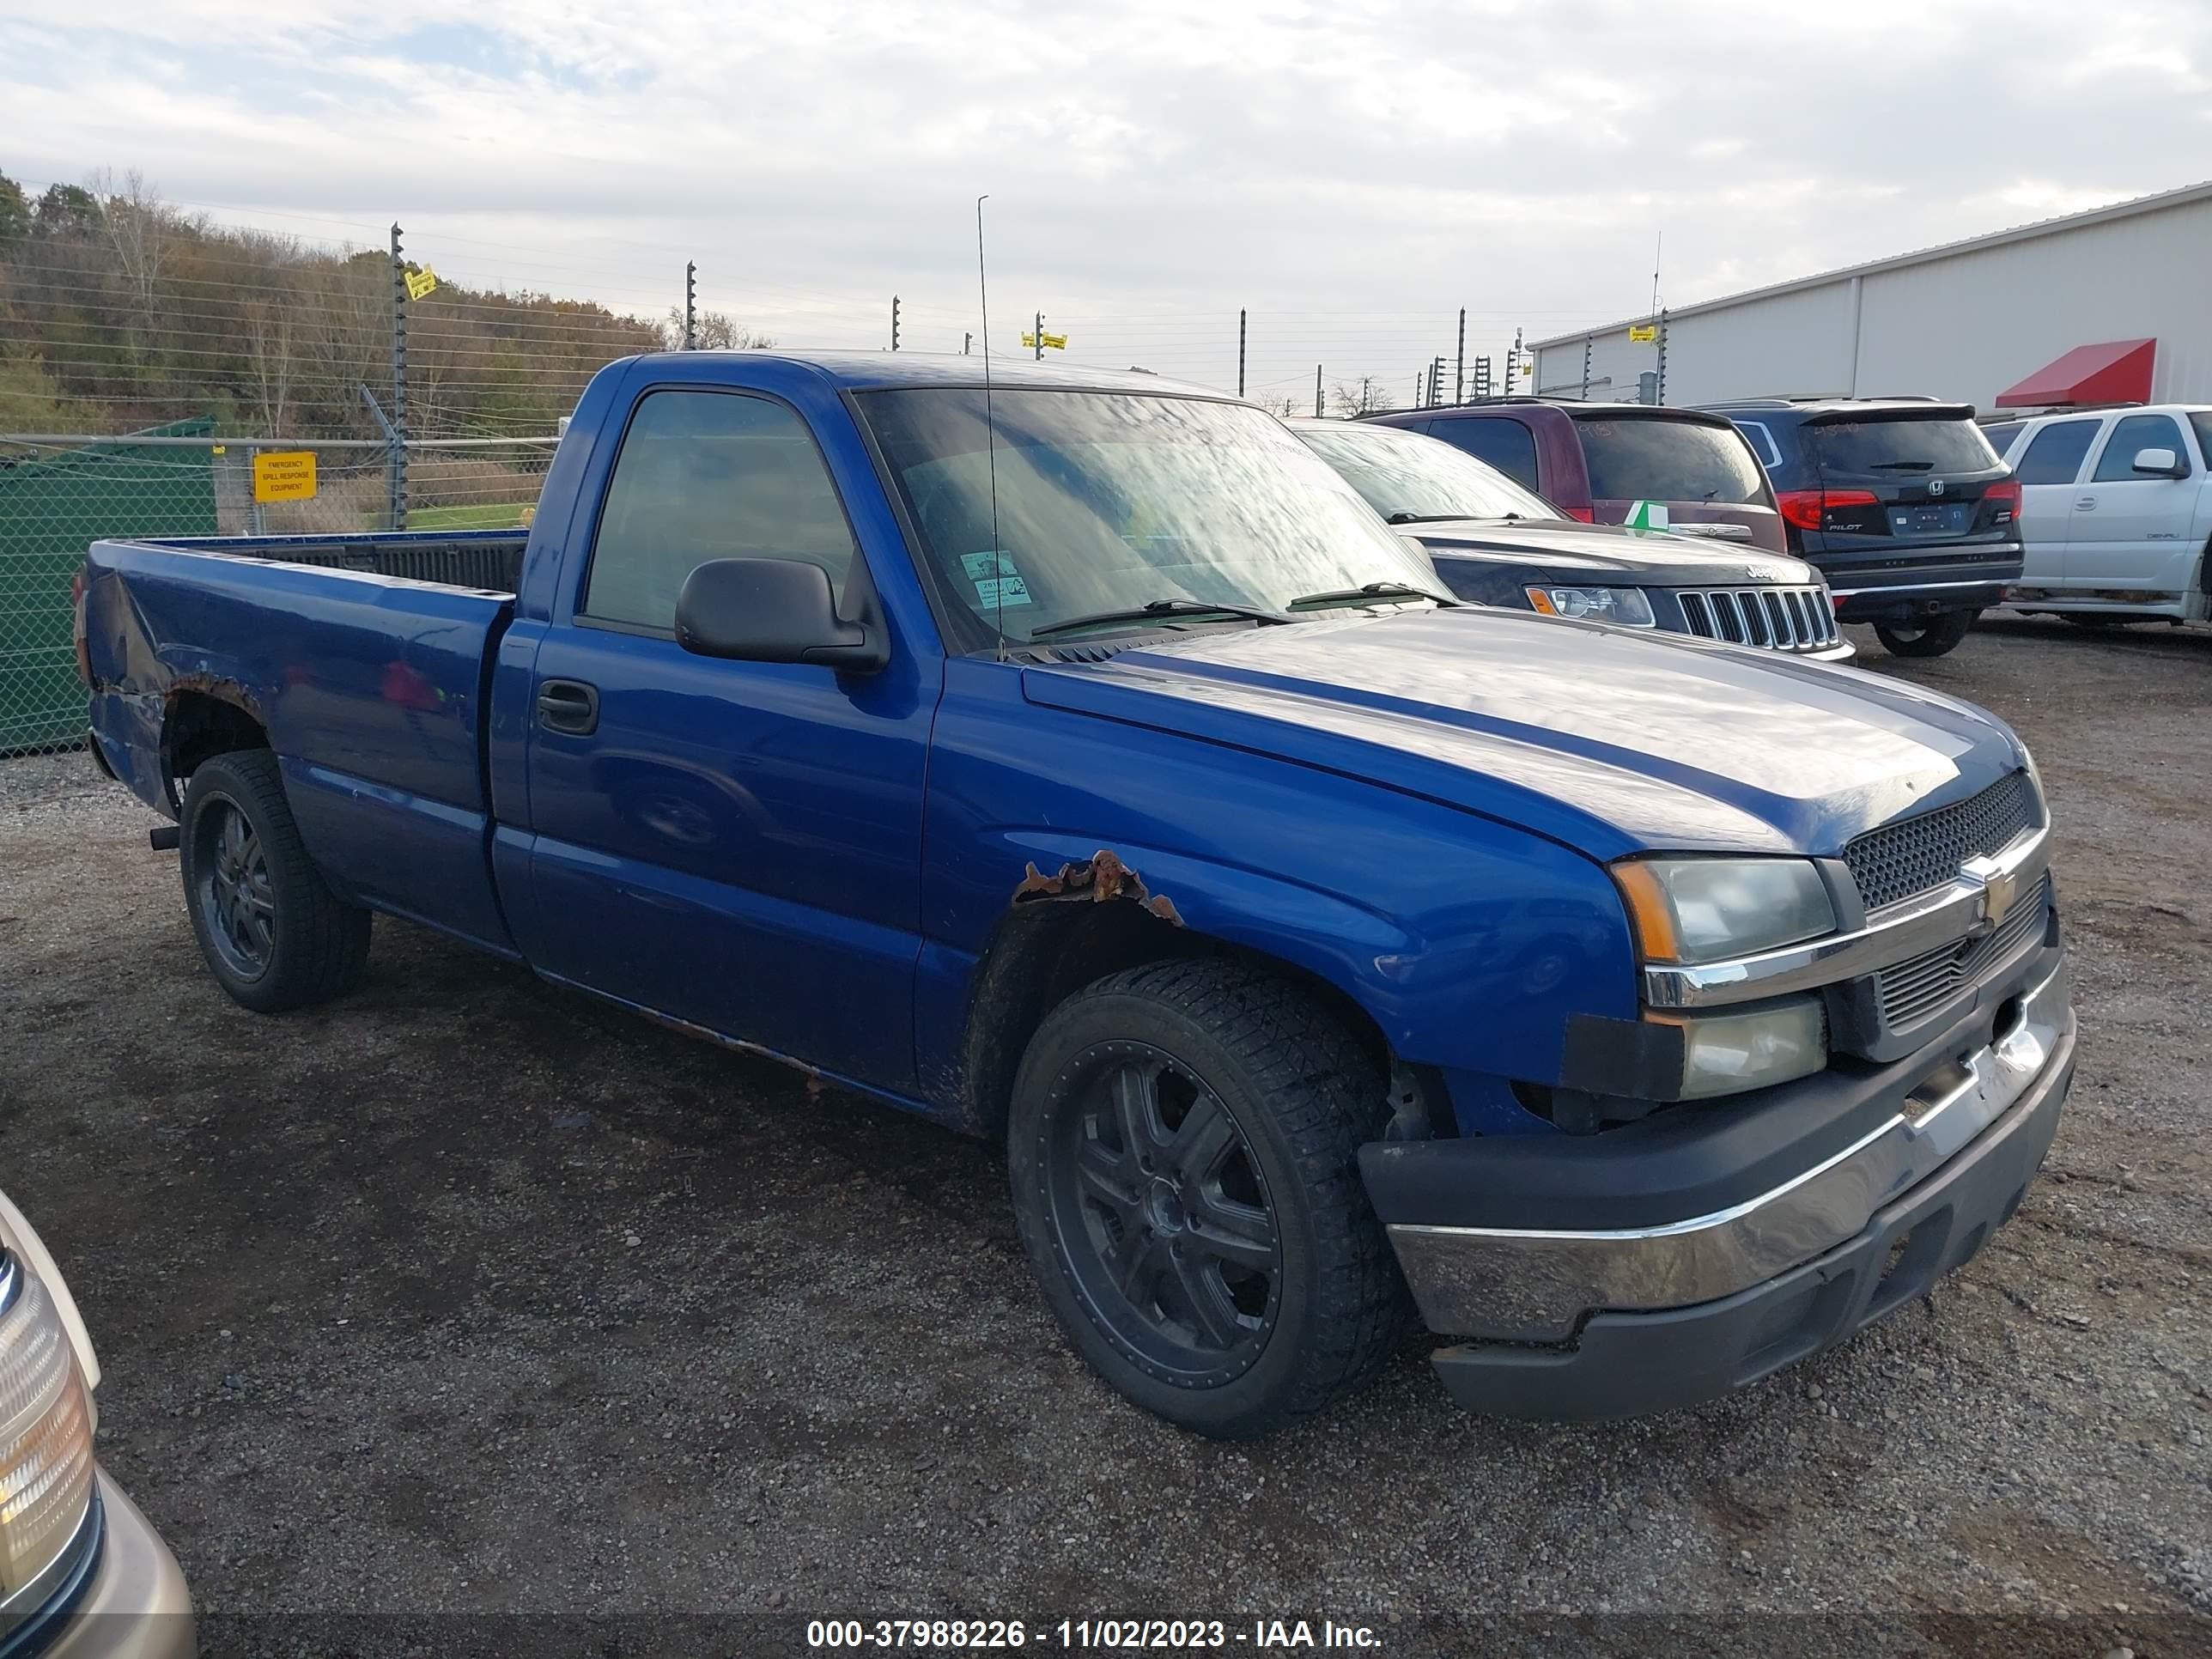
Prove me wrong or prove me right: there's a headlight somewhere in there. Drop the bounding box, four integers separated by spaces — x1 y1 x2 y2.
0 1249 97 1597
1613 856 1838 964
1656 997 1828 1100
1525 585 1656 626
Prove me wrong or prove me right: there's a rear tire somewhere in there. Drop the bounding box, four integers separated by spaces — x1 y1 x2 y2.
179 750 372 1013
1007 958 1412 1439
1875 608 1977 657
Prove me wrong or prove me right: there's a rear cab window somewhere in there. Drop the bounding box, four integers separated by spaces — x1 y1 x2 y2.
1570 415 1771 504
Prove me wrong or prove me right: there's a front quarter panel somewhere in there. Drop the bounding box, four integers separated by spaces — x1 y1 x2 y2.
915 658 1637 1133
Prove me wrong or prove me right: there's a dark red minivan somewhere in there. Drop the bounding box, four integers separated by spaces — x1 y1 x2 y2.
1364 400 1787 553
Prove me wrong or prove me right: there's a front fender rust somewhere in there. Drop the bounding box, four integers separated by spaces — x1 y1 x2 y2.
1011 848 1185 927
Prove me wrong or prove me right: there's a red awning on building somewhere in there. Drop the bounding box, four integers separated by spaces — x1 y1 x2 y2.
1995 338 2156 408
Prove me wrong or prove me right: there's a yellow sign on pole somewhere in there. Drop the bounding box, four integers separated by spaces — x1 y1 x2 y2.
1627 323 1658 343
404 266 440 301
252 451 318 503
1021 331 1068 350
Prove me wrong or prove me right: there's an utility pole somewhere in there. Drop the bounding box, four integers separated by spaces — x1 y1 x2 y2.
388 222 409 531
684 261 696 350
1656 308 1669 404
1581 336 1592 401
1314 364 1322 417
963 331 973 355
1413 371 1423 409
891 295 902 351
1237 308 1247 399
1034 309 1043 362
1455 308 1466 405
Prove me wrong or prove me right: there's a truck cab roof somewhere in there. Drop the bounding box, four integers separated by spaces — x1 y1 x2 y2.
640 349 1229 401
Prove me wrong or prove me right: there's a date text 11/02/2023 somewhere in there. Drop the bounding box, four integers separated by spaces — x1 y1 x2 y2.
805 1619 1383 1649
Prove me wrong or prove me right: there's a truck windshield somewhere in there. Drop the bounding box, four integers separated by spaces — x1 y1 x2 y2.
1293 423 1559 523
859 388 1442 647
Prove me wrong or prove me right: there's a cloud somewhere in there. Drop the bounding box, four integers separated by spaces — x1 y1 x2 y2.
2 0 2206 395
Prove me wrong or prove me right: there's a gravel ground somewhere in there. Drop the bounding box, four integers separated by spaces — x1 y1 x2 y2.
3 616 2208 1658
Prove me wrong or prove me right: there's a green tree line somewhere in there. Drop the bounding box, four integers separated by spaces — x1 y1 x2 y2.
0 170 761 441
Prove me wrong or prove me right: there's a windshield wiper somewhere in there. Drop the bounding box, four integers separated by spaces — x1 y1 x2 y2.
1027 599 1294 639
1285 580 1461 611
1387 510 1528 526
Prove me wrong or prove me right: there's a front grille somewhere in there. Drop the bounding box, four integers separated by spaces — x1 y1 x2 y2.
1874 872 2051 1029
1844 772 2039 912
1678 586 1840 651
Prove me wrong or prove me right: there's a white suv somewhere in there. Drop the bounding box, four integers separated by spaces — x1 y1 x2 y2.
1979 405 2212 625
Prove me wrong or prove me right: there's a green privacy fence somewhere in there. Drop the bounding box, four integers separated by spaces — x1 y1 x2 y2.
0 422 219 754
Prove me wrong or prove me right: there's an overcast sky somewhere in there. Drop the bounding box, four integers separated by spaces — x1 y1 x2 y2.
4 0 2208 404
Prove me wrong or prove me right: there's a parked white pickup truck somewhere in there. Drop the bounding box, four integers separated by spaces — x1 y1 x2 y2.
1981 405 2212 625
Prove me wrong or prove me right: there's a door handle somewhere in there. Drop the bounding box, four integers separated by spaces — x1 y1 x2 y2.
2075 496 2096 510
536 678 599 735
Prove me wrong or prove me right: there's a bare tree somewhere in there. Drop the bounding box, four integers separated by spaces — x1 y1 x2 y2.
91 169 169 375
1328 376 1395 418
660 306 774 351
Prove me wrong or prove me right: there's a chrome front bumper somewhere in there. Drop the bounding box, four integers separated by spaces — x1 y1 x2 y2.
1388 955 2073 1345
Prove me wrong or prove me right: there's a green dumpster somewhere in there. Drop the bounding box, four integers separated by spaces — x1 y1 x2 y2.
0 421 218 753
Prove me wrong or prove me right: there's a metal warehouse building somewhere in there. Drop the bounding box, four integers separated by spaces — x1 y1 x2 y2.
1530 179 2212 411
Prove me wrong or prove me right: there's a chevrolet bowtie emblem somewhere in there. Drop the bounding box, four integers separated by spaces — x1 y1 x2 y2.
1960 854 2018 935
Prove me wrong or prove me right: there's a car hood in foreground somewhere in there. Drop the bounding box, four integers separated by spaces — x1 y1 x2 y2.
1021 609 2024 859
1407 520 1820 586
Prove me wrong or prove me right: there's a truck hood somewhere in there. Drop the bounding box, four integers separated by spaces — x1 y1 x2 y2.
1407 520 1820 587
1021 610 2026 859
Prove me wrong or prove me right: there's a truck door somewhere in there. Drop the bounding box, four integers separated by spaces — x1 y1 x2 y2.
514 378 936 1092
2068 412 2197 596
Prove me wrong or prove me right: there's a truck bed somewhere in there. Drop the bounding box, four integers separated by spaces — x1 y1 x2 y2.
131 527 528 595
82 530 524 954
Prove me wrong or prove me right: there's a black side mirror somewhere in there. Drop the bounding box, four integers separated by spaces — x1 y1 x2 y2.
674 558 888 673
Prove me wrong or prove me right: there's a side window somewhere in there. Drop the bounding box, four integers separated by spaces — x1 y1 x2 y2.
582 390 859 629
2013 419 2100 486
1978 420 2025 459
1426 417 1540 492
2091 413 2189 483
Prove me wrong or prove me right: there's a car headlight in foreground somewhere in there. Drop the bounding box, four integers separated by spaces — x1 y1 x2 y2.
0 1246 97 1613
1613 857 1840 1099
1525 585 1656 626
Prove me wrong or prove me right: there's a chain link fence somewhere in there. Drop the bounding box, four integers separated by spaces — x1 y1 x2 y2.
0 433 555 754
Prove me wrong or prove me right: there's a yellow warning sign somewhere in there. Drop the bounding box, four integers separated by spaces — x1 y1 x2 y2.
404 266 440 301
1021 331 1068 350
252 451 318 503
1627 323 1658 343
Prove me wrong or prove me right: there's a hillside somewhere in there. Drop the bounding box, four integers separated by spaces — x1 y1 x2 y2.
0 173 674 441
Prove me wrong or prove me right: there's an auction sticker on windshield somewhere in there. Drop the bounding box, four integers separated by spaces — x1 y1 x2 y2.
962 550 1033 606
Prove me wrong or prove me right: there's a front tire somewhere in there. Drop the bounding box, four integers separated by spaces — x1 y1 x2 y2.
1875 608 1978 657
179 750 372 1012
1007 959 1410 1438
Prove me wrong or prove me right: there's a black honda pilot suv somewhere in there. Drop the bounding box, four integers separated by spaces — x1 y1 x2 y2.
1704 399 2022 657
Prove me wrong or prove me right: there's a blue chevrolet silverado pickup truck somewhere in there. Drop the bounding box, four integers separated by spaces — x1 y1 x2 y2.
76 351 2075 1437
